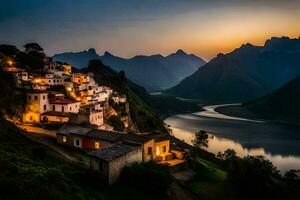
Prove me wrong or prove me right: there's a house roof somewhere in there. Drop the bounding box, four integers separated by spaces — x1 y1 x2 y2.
49 98 79 105
87 129 123 142
142 132 170 143
121 132 153 145
88 144 139 162
27 90 57 94
42 111 71 117
57 124 92 136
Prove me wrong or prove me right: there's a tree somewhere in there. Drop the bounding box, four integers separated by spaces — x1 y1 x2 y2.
228 155 281 199
223 149 237 160
191 130 210 160
24 43 44 53
0 44 20 57
192 129 209 150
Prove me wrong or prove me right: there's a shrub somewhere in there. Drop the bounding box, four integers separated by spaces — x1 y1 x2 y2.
119 161 173 194
31 147 47 160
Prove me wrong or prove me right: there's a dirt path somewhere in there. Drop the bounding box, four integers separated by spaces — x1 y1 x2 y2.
168 168 198 200
168 182 198 200
7 119 84 165
172 168 196 182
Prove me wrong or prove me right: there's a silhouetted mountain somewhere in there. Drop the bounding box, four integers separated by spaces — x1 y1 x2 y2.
53 49 206 91
243 75 300 122
165 37 300 104
53 48 99 68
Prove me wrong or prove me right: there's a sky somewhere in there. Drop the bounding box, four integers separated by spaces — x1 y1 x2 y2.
1 0 300 61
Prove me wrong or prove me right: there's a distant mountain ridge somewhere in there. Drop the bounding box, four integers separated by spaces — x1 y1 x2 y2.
165 36 300 104
243 74 300 122
217 74 300 123
53 49 206 91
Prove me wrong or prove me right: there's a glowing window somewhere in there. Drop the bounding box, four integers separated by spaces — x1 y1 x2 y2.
95 142 100 149
63 136 67 143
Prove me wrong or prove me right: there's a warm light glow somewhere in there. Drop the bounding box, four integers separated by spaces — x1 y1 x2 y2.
33 78 42 84
95 142 100 149
156 146 160 156
66 87 72 92
63 136 67 143
6 58 14 66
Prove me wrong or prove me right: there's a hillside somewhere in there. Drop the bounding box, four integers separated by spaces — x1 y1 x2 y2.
53 49 206 91
82 59 200 131
215 75 300 123
243 75 300 122
165 37 300 104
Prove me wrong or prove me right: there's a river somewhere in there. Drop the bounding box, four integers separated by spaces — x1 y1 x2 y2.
165 104 300 172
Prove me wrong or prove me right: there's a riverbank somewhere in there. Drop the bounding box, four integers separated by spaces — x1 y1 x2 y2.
164 107 300 172
195 104 264 123
216 104 300 125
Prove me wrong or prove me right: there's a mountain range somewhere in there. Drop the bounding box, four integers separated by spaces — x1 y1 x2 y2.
243 74 300 122
53 49 206 91
165 36 300 104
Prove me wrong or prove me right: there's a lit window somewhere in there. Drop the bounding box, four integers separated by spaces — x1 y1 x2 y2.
63 136 67 143
95 142 100 149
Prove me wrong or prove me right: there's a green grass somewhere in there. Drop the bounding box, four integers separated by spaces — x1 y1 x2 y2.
187 158 238 200
0 118 167 200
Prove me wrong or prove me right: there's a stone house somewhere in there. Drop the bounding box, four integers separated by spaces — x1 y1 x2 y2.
89 144 143 185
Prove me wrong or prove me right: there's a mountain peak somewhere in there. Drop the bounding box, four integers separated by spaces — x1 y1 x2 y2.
103 51 114 57
87 48 97 54
264 36 300 51
175 49 187 56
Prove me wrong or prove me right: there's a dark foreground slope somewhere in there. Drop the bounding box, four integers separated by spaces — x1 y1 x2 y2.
166 37 300 104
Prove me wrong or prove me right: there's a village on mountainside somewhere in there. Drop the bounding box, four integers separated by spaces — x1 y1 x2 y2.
2 43 186 185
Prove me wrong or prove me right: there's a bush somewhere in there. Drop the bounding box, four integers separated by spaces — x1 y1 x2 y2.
119 161 173 194
227 155 281 199
31 147 47 160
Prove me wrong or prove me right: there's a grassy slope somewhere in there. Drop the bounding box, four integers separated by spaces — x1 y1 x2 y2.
0 118 166 200
187 158 238 200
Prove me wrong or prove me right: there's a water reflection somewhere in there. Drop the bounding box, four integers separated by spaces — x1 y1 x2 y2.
166 115 300 172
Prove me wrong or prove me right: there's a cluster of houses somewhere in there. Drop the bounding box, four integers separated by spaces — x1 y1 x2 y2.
4 55 186 185
5 56 127 129
57 124 185 184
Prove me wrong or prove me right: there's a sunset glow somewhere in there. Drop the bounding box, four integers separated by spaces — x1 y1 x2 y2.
1 0 299 60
